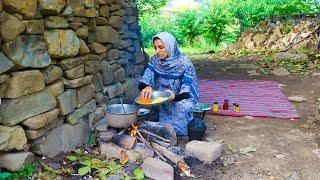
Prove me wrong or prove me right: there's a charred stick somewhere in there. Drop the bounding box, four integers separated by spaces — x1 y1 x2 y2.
151 142 191 177
131 124 167 161
140 128 171 143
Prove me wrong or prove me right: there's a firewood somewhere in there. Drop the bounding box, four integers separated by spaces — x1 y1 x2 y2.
131 124 167 162
140 128 171 143
151 142 191 177
280 25 320 52
150 142 183 164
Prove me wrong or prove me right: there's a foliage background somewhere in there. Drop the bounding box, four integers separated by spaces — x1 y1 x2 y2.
137 0 320 51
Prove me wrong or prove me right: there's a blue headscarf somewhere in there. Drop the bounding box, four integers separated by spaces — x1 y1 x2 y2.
152 32 183 70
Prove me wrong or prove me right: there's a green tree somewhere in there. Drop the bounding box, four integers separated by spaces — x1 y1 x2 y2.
201 0 234 46
136 0 168 17
176 9 203 45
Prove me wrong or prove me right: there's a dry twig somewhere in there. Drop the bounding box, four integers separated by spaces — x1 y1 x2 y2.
131 124 167 161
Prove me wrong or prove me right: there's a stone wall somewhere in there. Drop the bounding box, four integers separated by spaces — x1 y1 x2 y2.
228 16 320 52
0 0 146 170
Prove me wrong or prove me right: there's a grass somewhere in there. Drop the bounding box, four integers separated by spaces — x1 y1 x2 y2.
144 46 226 61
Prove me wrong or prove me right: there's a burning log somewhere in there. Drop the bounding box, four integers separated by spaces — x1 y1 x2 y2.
111 130 136 150
151 142 191 177
140 121 177 145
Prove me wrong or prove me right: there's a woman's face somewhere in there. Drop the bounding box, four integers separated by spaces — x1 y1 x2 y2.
153 39 168 60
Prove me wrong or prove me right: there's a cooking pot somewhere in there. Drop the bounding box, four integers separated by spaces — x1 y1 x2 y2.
105 104 138 128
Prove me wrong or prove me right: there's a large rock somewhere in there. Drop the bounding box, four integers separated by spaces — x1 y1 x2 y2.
134 52 146 64
78 39 90 55
84 0 95 8
0 92 57 126
64 65 85 79
0 52 14 74
21 108 60 130
115 82 124 97
56 89 77 115
58 54 99 70
186 140 222 164
108 16 122 28
38 0 66 15
272 67 290 76
252 34 267 47
101 61 115 85
107 49 120 60
66 99 96 124
44 80 64 97
3 0 37 19
89 42 107 54
63 75 93 88
25 128 45 139
100 142 154 162
1 35 51 68
85 8 98 17
122 78 139 103
114 68 125 83
92 73 103 92
41 65 63 85
0 19 25 43
76 26 89 39
44 30 80 58
103 84 116 99
141 158 174 180
0 125 27 151
32 121 90 158
0 152 35 171
45 16 68 29
66 0 86 16
5 70 45 99
94 26 119 44
24 20 45 35
76 83 95 108
84 61 102 74
273 52 309 63
99 6 110 17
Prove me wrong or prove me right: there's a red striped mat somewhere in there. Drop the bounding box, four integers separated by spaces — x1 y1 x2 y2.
198 79 300 119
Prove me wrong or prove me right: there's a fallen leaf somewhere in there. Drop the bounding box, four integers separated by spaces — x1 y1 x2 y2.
120 150 129 165
240 146 257 155
78 165 91 176
133 168 145 180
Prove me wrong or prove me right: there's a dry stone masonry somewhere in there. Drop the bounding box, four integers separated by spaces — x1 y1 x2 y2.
229 16 320 53
0 0 146 171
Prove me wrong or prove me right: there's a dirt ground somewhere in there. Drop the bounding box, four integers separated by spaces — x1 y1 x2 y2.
184 58 320 180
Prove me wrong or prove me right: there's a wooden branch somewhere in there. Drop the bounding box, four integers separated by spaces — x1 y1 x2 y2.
153 139 171 147
279 25 320 52
131 124 167 162
140 128 171 143
151 142 191 177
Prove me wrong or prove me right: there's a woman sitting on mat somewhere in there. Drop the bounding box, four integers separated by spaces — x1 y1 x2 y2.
138 32 200 136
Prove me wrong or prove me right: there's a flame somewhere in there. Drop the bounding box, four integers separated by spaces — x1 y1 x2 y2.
129 125 138 136
130 129 137 136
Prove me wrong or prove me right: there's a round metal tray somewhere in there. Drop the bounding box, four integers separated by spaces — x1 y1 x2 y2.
194 102 211 112
135 91 171 106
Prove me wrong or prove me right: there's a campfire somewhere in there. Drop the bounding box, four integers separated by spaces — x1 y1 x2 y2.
97 120 192 177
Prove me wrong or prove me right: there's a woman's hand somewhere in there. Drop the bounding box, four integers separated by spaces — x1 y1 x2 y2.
141 86 153 99
165 89 175 101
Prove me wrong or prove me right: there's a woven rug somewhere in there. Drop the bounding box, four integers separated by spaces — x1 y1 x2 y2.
198 79 300 119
